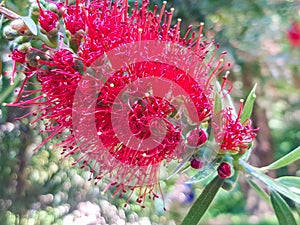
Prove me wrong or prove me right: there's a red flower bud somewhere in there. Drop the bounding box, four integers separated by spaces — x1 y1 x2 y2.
187 129 207 147
190 158 203 170
217 162 231 179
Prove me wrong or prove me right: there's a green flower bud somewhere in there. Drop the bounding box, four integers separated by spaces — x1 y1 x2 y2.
30 3 40 16
3 26 18 40
15 36 31 44
47 3 58 14
222 179 234 191
17 42 32 53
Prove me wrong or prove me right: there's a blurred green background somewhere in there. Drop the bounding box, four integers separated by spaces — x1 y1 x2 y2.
1 0 300 224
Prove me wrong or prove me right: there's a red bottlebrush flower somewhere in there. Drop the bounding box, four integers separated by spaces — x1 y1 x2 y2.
214 100 257 154
217 162 231 179
36 0 59 33
8 0 232 208
62 3 85 35
287 22 300 47
39 10 59 33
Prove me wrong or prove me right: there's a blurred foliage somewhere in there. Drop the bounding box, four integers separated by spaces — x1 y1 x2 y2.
1 0 300 225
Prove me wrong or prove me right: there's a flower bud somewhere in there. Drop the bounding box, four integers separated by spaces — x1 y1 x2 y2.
222 179 234 191
47 3 59 14
217 162 232 179
187 128 207 147
15 36 31 44
190 158 203 170
17 42 31 53
30 3 41 16
3 26 18 40
10 18 29 34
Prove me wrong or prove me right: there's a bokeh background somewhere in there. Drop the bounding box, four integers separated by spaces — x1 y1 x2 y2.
1 0 300 224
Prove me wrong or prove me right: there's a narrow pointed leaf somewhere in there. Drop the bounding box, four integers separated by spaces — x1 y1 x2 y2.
241 160 300 204
240 83 257 123
296 204 300 219
277 176 300 190
270 190 298 225
261 146 300 171
20 16 37 35
246 177 270 203
181 176 224 225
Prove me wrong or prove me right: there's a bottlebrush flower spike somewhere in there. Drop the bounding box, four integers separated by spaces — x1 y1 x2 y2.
62 0 85 35
36 0 59 33
214 100 257 154
7 0 231 208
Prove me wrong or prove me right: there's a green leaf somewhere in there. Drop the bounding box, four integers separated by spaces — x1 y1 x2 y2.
246 177 270 203
181 176 224 225
20 16 37 35
261 146 300 171
241 160 300 204
277 176 300 190
296 203 300 219
270 190 298 225
214 90 222 115
0 14 4 31
240 83 257 123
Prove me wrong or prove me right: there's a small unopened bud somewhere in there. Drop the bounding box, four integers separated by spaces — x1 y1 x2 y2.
190 158 203 170
217 162 232 179
187 129 207 147
10 18 29 33
222 180 234 191
30 3 41 16
17 42 31 53
15 36 30 44
3 26 18 40
47 3 59 14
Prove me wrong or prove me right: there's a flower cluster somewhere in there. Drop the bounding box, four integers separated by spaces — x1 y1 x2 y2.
5 0 257 208
214 101 257 154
